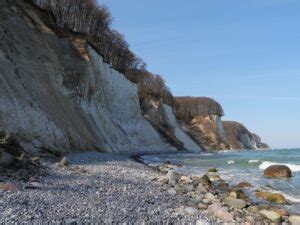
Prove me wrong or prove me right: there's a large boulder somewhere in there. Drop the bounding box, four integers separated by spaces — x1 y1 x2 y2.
263 165 292 178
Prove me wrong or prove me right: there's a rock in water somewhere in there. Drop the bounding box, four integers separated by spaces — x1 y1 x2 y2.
234 181 253 189
263 165 292 178
224 197 246 209
259 210 281 223
255 191 287 204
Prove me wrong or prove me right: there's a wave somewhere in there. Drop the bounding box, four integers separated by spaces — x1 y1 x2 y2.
249 159 260 164
227 160 235 164
259 161 300 172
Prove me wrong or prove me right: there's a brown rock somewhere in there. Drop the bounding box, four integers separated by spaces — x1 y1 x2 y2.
234 182 253 189
255 191 287 204
3 182 19 192
264 165 292 179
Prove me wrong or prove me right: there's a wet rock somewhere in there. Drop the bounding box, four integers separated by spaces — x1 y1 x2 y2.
263 165 292 179
207 173 222 182
199 174 211 185
259 209 281 223
289 215 300 225
234 182 253 189
224 197 246 209
0 149 13 167
208 168 218 172
255 191 287 204
59 156 69 167
229 189 247 199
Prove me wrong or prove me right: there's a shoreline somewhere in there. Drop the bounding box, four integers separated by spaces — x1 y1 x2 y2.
0 152 212 223
1 151 299 224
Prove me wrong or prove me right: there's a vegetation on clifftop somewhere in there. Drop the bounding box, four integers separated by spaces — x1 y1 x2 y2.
31 0 174 106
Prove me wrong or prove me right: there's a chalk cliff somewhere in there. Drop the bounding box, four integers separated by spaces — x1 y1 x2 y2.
0 1 268 155
0 1 170 154
140 95 201 151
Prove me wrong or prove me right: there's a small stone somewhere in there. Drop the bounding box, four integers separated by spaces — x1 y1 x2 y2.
203 193 216 204
198 203 208 210
59 156 69 167
229 189 247 199
174 206 186 215
180 175 192 184
184 207 198 215
196 220 206 225
3 182 19 192
224 197 246 209
207 173 222 181
196 183 208 193
207 203 233 222
174 185 186 194
25 182 43 189
157 176 168 184
259 209 281 223
168 188 176 195
289 215 300 225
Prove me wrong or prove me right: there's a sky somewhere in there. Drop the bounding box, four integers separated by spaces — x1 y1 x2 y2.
99 0 300 149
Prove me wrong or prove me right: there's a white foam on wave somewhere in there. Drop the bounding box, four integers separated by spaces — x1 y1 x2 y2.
228 160 235 165
259 161 300 172
249 159 260 164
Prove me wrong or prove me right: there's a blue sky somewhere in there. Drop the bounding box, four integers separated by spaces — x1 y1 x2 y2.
100 0 300 148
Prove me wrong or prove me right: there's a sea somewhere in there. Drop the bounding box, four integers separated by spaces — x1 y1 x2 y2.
141 149 300 213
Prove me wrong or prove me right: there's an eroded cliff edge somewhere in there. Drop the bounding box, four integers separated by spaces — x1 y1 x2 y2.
174 97 269 151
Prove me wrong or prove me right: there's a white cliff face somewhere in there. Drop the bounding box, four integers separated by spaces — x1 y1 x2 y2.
162 104 202 152
213 115 226 142
0 6 169 154
238 133 253 150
